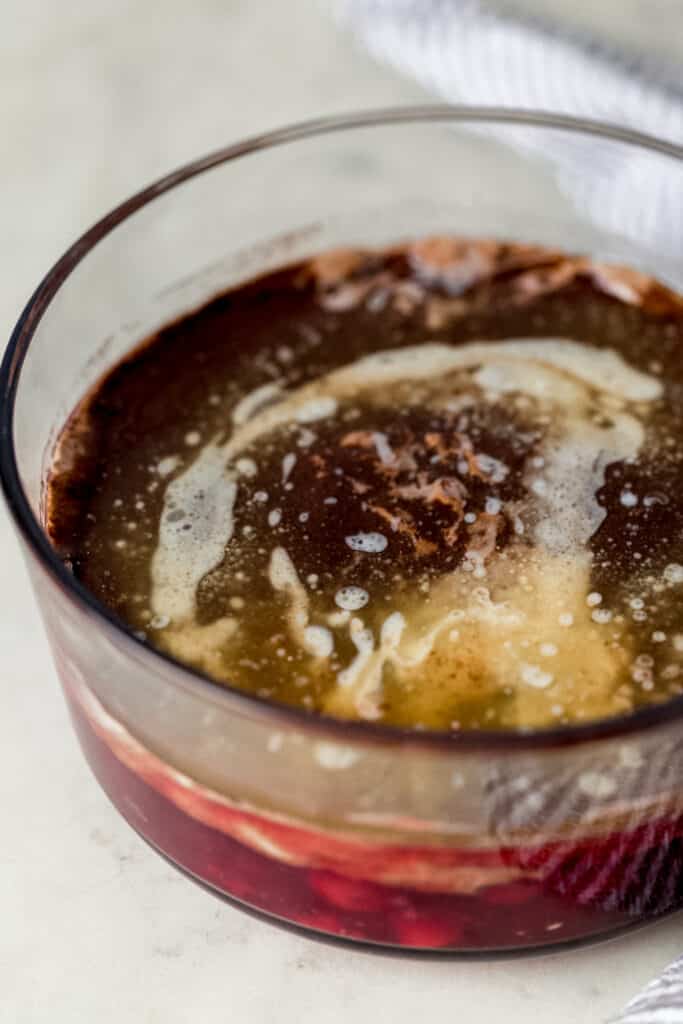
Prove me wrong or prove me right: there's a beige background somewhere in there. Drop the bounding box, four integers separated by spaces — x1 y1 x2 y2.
2 3 682 1021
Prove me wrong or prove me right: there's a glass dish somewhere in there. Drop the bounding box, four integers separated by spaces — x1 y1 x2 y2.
2 108 683 955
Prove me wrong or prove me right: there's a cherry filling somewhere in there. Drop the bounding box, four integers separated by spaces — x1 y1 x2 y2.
66 691 683 951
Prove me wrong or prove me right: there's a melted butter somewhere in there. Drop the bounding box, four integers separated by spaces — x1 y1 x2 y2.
159 616 238 678
326 552 632 728
268 546 310 642
231 381 282 426
150 338 660 624
150 442 237 622
148 336 663 727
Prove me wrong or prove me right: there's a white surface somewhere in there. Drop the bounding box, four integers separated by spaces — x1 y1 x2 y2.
1 3 681 1022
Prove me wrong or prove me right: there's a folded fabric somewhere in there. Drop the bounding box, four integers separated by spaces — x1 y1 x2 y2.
332 0 683 262
607 955 683 1023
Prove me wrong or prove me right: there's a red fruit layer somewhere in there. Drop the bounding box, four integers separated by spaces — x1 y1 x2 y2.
63 682 683 951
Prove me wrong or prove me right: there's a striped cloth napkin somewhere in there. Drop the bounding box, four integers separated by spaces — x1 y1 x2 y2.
607 956 683 1023
329 3 683 1018
332 0 683 262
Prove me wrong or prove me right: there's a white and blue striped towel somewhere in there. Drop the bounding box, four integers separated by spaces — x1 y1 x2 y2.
332 0 683 262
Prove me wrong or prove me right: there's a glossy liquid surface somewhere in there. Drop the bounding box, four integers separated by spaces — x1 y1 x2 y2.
48 239 683 729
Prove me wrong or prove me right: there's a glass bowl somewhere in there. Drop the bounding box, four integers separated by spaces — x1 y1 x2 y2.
3 108 683 956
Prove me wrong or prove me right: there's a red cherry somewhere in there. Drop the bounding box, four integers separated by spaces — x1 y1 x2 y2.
224 876 258 901
391 909 465 949
309 870 389 912
296 910 345 935
481 881 538 906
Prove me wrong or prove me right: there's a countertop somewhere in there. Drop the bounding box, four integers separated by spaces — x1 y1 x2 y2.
1 2 681 1021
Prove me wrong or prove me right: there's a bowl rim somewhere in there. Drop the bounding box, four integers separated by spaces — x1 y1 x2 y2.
3 104 683 752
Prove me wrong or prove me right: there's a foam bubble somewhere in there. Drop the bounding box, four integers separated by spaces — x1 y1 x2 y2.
475 454 508 483
156 455 181 477
303 625 334 659
297 428 316 448
295 396 337 423
328 609 351 627
620 489 638 507
335 586 369 611
371 431 395 465
520 663 554 689
337 619 375 689
268 546 310 643
232 382 282 426
345 532 388 553
151 442 237 622
281 453 297 483
529 409 645 558
235 457 257 478
380 611 406 647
